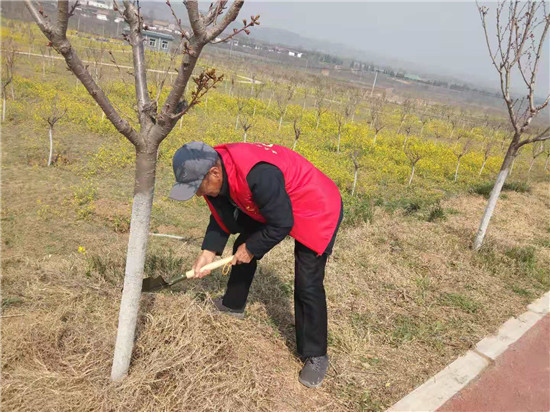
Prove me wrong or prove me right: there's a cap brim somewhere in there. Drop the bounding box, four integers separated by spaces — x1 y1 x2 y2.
168 181 200 201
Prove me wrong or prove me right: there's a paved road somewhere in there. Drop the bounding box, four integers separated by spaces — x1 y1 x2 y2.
439 314 550 412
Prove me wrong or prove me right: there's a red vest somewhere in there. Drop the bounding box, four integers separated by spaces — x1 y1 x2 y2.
204 143 341 255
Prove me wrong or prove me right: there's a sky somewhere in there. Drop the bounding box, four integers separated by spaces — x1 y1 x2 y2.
233 1 549 98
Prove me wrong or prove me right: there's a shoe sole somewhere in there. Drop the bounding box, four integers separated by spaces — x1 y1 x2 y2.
298 376 323 388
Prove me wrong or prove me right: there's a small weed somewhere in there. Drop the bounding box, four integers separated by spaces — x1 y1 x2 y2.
427 204 446 222
510 286 533 298
440 293 479 314
404 201 421 215
2 296 23 308
505 246 536 270
391 315 419 345
279 282 293 297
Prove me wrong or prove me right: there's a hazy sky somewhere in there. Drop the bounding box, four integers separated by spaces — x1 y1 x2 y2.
234 1 549 97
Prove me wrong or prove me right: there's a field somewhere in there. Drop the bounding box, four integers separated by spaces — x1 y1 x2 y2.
2 18 550 411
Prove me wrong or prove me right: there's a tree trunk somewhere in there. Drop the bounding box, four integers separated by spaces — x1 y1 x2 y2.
420 124 425 138
179 116 183 129
473 145 516 250
408 164 415 186
235 115 239 131
111 148 157 381
316 114 320 129
479 158 487 176
351 168 358 196
528 158 535 174
48 125 53 166
397 120 404 135
509 156 516 176
2 96 5 122
545 155 549 171
278 115 283 131
373 131 378 144
293 139 297 151
337 130 341 153
243 130 247 142
450 127 455 140
454 158 461 182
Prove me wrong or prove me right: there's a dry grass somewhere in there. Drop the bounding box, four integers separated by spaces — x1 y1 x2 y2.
2 117 550 411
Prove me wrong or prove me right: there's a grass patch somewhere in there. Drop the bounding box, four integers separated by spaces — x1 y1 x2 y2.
342 193 374 226
440 292 480 314
470 181 531 198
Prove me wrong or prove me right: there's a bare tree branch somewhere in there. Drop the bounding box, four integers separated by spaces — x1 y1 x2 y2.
24 0 140 145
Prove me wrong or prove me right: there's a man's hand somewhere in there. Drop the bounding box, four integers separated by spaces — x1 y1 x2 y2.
192 250 216 278
232 243 254 265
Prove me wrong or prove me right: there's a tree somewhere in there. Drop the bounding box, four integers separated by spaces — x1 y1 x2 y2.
292 118 301 151
396 99 412 134
527 141 545 175
24 0 257 381
333 101 350 153
43 95 67 166
275 83 295 131
234 92 247 131
239 115 253 142
351 150 362 196
1 40 16 123
452 139 473 182
474 1 549 250
368 97 386 144
543 142 550 171
313 84 329 129
403 139 423 186
479 141 495 176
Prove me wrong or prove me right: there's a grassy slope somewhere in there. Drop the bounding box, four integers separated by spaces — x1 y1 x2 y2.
2 118 549 411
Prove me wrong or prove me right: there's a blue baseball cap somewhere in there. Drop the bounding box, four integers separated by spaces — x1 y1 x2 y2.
169 141 219 201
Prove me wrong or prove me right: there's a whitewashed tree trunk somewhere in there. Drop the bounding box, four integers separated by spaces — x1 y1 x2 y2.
337 130 341 153
408 164 415 186
479 158 487 176
235 115 239 131
2 97 5 122
316 115 320 129
454 158 461 182
293 139 297 151
420 124 425 138
179 116 183 129
47 125 53 166
243 130 247 142
509 156 516 176
278 115 283 131
351 168 358 196
111 149 157 381
373 131 378 144
473 147 515 250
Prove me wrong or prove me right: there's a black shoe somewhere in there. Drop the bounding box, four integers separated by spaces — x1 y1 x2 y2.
212 296 245 319
298 354 329 388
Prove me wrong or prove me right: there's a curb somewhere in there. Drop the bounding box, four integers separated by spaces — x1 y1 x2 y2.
387 291 549 412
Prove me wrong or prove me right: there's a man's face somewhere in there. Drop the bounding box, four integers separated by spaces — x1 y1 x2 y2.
195 164 223 197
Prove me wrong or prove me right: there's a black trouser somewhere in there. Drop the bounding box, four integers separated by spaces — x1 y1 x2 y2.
222 237 330 357
222 205 342 358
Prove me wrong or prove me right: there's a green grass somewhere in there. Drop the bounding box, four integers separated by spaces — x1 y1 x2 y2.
440 293 480 314
470 181 531 198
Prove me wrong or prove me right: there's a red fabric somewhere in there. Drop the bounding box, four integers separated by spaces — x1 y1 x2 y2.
208 143 341 255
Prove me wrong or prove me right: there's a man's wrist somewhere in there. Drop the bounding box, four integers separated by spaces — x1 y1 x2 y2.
201 249 217 258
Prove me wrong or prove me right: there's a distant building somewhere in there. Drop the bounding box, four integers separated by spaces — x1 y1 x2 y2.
404 73 423 82
143 30 174 53
85 0 113 9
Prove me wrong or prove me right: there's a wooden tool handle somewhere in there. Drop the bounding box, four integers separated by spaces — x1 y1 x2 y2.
185 255 234 278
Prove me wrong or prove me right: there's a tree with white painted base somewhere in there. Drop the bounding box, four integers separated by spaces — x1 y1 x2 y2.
473 1 550 251
25 0 257 381
1 40 16 123
292 118 301 151
404 139 424 186
351 150 362 196
42 95 67 166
